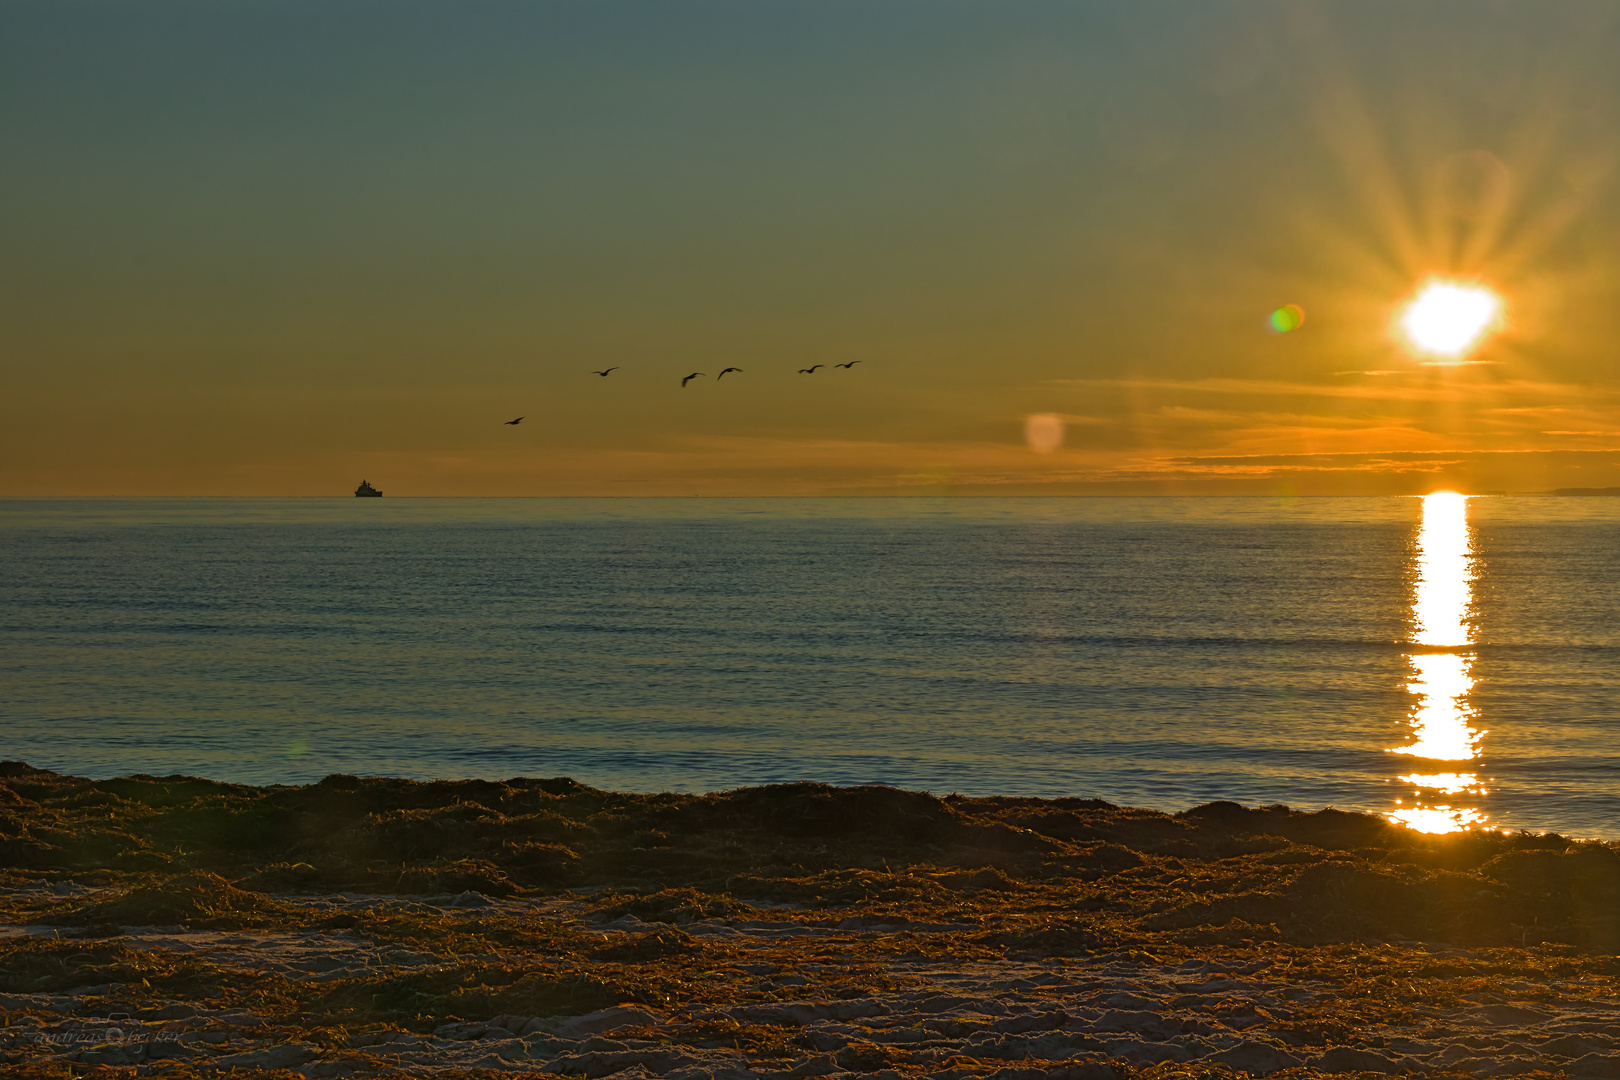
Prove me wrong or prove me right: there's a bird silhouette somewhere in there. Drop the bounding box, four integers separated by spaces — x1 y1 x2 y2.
592 367 619 377
681 372 704 387
504 417 523 425
798 365 824 374
835 361 861 369
717 367 743 379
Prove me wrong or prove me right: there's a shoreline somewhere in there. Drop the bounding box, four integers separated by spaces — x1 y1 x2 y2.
4 762 1620 1078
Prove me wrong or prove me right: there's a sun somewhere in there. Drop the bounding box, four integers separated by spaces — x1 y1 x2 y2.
1398 280 1503 359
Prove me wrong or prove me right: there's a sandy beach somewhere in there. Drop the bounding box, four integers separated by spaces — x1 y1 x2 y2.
5 762 1620 1078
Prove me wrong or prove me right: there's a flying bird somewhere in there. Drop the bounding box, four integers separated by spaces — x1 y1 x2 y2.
592 367 619 377
798 365 824 374
504 417 524 425
717 367 743 379
681 372 704 387
835 361 861 369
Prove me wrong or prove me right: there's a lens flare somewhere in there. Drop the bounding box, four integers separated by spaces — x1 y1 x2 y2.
1268 304 1305 333
1024 414 1064 454
1398 280 1502 358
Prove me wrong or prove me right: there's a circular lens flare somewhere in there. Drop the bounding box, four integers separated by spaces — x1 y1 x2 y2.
1024 413 1064 454
1398 280 1503 359
1269 304 1305 333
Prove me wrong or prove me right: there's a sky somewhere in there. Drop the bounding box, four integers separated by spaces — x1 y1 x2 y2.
3 0 1620 496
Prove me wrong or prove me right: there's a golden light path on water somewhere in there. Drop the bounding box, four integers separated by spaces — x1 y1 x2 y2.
1388 492 1488 834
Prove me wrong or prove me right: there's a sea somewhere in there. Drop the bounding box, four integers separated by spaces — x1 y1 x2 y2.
2 496 1618 838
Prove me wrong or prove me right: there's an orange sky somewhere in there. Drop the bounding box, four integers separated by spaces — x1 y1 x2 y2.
4 0 1620 496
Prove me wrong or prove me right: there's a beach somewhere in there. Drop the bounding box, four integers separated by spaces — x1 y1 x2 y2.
6 763 1620 1078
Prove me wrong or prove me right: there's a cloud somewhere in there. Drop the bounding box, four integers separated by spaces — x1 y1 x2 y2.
1156 405 1246 422
1051 375 1607 404
292 435 1620 496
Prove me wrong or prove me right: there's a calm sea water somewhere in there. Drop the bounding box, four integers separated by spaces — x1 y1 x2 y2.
2 497 1618 837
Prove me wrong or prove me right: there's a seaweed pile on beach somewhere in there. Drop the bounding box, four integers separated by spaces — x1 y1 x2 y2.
5 761 1620 1079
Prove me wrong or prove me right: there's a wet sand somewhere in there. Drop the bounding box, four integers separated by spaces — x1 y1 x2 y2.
4 762 1620 1077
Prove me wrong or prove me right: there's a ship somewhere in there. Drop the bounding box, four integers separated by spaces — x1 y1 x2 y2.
354 480 382 497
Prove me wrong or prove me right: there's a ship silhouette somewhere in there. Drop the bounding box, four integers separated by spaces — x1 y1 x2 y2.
354 480 382 497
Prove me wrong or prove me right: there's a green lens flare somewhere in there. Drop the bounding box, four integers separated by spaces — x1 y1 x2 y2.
1269 304 1305 333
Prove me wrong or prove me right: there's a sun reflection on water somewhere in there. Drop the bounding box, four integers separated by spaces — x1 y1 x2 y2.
1388 805 1489 834
1387 492 1487 834
1397 772 1486 796
1391 652 1482 761
1411 492 1474 648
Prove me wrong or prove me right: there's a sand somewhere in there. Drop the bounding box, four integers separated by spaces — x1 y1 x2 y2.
5 762 1620 1077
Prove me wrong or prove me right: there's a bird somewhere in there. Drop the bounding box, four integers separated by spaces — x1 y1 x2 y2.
504 417 524 425
835 361 861 369
799 365 824 374
681 372 704 387
592 367 619 377
717 367 743 379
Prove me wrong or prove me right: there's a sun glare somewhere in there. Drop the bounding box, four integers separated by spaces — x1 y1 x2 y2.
1387 492 1487 834
1398 280 1503 359
1387 805 1489 835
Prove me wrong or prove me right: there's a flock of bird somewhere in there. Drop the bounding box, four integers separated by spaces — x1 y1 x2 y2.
501 361 864 424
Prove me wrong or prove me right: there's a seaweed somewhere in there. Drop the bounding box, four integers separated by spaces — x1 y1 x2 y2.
61 871 298 930
311 964 651 1025
592 888 757 924
2 763 1615 950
